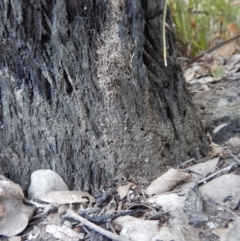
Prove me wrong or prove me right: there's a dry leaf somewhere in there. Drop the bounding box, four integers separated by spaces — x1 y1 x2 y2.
37 190 95 204
214 42 236 59
46 224 84 241
212 223 234 241
170 224 201 241
184 64 209 83
113 216 200 241
145 169 191 196
188 157 219 181
199 174 240 202
227 23 240 38
213 218 240 241
0 197 35 237
0 175 24 200
8 236 22 241
148 193 185 221
209 143 227 157
229 137 240 148
113 216 161 241
179 158 219 195
117 182 134 200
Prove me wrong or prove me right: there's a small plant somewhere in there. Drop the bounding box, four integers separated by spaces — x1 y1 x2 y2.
169 0 240 58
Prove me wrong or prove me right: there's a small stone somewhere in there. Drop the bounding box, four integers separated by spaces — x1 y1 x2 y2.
114 224 122 233
58 204 68 216
229 137 240 148
28 169 68 199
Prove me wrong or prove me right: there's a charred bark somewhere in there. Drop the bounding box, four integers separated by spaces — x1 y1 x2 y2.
0 0 207 192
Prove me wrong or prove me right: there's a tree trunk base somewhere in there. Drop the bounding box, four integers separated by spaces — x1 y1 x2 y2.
0 0 208 193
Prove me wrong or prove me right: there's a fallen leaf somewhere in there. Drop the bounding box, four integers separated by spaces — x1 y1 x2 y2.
46 224 84 241
0 197 35 237
229 137 240 148
151 225 181 241
37 190 95 204
28 169 69 199
179 158 219 195
214 42 237 59
113 216 161 241
227 22 240 38
224 217 240 241
184 68 195 82
0 175 24 200
188 157 219 182
199 174 240 202
117 182 134 200
213 217 240 241
113 216 201 241
8 236 22 241
145 169 191 195
170 224 201 241
148 193 186 223
212 223 234 241
209 143 227 158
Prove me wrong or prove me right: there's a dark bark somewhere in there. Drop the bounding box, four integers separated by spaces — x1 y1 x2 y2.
0 0 207 192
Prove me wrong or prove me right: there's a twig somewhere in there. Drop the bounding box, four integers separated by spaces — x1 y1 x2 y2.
148 210 176 220
176 226 187 241
184 168 203 176
198 163 236 185
184 33 240 68
178 158 196 168
127 203 153 212
228 149 240 164
207 196 238 218
140 189 147 202
108 221 117 234
63 209 129 241
24 198 48 208
83 226 90 235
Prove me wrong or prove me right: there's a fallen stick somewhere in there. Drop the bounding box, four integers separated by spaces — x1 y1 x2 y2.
197 163 236 185
63 208 129 241
228 149 240 164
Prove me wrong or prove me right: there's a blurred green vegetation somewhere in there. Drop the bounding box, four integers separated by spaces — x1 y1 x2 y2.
169 0 240 58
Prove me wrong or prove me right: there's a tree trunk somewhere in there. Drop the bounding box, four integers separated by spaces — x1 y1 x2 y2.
0 0 207 192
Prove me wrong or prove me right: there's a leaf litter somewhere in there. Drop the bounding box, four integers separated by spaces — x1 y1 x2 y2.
1 85 240 240
1 146 240 241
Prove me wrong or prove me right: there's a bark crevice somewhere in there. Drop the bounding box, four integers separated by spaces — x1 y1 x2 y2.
0 0 207 193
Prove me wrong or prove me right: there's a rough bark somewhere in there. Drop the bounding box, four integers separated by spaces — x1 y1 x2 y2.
0 0 207 192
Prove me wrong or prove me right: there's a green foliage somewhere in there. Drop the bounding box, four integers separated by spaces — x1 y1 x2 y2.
169 0 240 57
211 65 225 78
